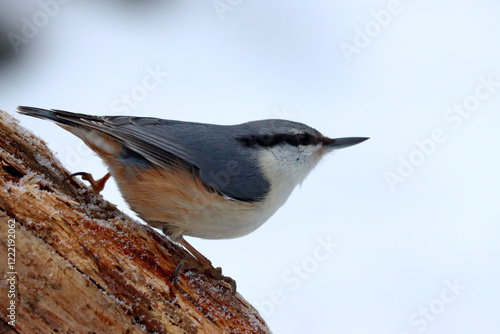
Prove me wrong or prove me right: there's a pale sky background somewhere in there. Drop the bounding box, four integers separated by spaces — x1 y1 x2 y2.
1 1 499 333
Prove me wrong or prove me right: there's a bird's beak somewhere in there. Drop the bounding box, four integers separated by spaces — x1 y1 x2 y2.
322 137 369 150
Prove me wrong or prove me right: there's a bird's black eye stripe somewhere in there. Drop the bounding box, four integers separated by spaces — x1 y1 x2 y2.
297 133 310 145
238 133 319 147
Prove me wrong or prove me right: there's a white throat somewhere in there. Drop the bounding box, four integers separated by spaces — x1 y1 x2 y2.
256 144 323 220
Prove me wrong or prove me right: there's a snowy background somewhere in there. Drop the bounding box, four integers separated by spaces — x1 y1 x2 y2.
1 1 499 333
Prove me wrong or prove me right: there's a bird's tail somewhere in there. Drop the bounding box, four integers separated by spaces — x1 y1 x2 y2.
17 106 126 162
17 106 103 128
18 106 72 125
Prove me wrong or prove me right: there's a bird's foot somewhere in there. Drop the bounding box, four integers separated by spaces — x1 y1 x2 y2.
174 259 237 294
64 172 111 194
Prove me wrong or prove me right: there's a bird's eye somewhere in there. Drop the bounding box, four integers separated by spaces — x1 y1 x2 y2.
258 135 273 146
297 133 310 145
240 136 257 146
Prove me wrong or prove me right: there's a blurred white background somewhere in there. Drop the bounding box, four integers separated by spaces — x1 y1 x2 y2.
1 0 499 333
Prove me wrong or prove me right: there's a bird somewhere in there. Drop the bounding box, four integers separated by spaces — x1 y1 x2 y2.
18 106 368 291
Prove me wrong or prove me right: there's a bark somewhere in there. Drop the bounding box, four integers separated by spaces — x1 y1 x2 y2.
0 110 271 334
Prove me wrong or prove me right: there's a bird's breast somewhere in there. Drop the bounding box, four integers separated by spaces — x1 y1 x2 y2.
108 163 282 240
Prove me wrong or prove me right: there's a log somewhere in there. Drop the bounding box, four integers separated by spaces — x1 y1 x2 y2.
0 110 271 334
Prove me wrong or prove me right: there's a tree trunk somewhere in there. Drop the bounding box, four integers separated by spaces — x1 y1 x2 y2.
0 110 271 334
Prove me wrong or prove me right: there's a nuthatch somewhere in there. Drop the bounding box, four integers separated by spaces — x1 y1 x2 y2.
18 106 368 290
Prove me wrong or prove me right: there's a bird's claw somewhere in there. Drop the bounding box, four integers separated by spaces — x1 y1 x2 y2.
64 172 111 194
174 260 237 294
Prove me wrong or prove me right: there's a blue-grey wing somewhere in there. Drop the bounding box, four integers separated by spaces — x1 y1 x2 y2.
107 117 271 202
61 112 270 202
